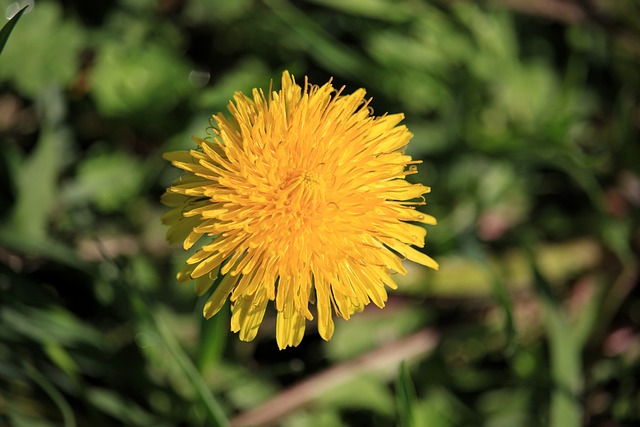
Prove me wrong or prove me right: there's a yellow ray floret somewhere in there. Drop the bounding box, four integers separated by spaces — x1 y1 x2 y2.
162 71 438 349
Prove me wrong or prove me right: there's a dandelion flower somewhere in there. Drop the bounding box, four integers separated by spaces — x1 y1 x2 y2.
162 71 438 349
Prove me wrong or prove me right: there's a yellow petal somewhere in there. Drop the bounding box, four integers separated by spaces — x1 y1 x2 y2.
203 273 238 318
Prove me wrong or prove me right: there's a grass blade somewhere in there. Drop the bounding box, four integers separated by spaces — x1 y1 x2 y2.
263 0 372 79
0 5 28 56
463 237 517 354
197 304 228 374
142 299 230 427
24 362 76 427
396 361 417 427
94 237 230 427
522 235 582 427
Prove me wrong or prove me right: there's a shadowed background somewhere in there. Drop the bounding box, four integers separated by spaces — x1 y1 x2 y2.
0 0 639 426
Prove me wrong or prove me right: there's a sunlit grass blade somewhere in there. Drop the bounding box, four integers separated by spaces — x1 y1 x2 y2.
0 5 27 56
396 361 417 427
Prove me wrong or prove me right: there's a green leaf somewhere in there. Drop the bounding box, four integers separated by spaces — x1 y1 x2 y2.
90 40 192 117
414 388 467 427
325 307 427 361
396 361 417 427
317 374 395 417
196 58 269 111
224 365 279 410
62 151 146 213
43 342 80 382
0 5 27 56
476 388 532 427
6 87 69 241
0 1 83 96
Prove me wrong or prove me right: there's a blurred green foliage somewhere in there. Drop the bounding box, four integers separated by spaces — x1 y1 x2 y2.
1 0 639 426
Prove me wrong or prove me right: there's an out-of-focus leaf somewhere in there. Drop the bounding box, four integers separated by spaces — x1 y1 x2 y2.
90 40 192 117
0 4 27 56
0 306 103 347
477 388 535 427
184 0 253 24
317 374 395 417
264 0 372 79
196 58 270 111
311 0 414 22
326 307 428 361
6 87 69 241
362 4 471 114
456 6 518 75
405 122 454 155
366 10 470 71
7 412 62 427
0 1 83 96
414 388 467 427
43 342 80 381
225 367 279 410
62 151 145 213
396 362 417 427
126 254 161 291
86 387 169 427
396 239 602 297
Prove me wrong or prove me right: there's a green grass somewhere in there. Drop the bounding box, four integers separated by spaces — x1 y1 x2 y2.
1 0 639 426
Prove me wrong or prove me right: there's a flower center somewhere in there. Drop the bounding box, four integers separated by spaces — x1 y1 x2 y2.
301 171 322 189
296 170 326 206
273 169 327 223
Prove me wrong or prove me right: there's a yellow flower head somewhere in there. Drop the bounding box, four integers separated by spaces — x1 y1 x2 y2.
162 71 438 349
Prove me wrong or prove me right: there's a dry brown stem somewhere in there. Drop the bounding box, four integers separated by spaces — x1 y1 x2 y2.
230 329 439 427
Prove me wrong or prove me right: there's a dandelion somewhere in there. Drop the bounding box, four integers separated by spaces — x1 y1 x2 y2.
162 71 438 349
